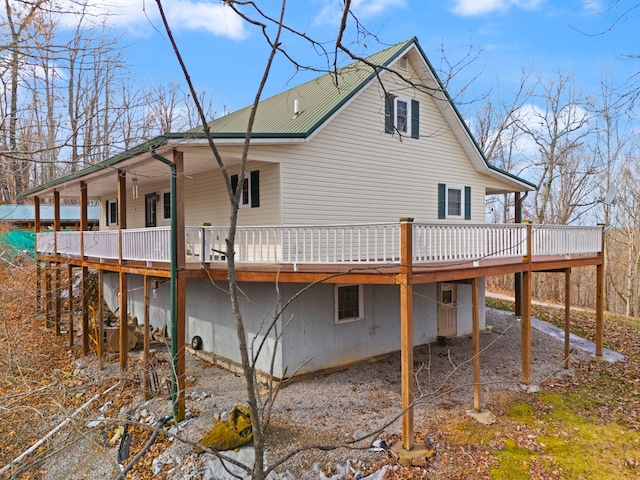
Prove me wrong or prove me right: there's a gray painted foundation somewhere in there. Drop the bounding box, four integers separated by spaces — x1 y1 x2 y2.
103 274 486 378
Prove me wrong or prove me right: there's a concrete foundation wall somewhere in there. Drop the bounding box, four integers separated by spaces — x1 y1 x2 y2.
102 274 486 378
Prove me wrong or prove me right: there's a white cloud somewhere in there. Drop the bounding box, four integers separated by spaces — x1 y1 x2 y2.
56 0 247 39
451 0 545 16
314 0 407 25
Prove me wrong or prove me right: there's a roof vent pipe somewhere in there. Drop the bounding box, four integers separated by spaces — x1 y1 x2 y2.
293 99 299 117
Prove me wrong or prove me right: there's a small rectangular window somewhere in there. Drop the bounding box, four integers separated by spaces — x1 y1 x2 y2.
231 170 260 208
447 187 462 217
335 284 363 324
162 191 171 219
106 199 118 226
395 99 409 134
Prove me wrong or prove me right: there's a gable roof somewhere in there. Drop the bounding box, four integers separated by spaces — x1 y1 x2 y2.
189 38 415 138
22 37 535 198
0 204 100 223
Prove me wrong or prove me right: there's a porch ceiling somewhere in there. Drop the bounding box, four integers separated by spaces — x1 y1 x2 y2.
31 145 262 200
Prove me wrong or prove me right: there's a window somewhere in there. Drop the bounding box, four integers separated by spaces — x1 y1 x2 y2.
106 199 117 226
334 284 364 324
395 99 409 134
231 170 260 208
447 187 462 217
162 191 171 219
385 94 419 139
438 184 471 220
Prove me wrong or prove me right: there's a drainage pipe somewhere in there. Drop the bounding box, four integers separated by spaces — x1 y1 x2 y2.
149 149 180 420
0 382 120 476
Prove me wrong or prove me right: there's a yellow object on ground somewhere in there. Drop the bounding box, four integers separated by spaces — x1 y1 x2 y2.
195 405 253 453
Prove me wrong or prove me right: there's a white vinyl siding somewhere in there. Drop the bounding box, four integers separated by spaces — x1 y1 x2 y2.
278 60 496 224
99 162 280 230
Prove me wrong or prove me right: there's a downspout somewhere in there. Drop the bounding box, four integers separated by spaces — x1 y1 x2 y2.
150 149 179 419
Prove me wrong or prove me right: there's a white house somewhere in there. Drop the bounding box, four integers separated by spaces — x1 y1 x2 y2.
25 38 605 450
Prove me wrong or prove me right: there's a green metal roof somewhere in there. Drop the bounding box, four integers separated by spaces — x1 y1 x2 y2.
189 38 416 138
0 204 100 222
22 37 535 196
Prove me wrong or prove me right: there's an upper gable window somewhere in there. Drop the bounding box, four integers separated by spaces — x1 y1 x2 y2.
385 94 419 139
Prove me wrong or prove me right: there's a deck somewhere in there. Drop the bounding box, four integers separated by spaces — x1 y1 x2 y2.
35 221 603 282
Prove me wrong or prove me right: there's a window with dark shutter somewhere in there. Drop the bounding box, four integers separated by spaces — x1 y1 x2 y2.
231 171 260 208
438 184 471 220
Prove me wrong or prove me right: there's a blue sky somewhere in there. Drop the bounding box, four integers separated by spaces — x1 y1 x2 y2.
84 0 639 117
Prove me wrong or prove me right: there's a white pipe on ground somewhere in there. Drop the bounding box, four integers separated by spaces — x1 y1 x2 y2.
0 382 120 476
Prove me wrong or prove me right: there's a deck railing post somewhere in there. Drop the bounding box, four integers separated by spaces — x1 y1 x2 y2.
399 218 414 451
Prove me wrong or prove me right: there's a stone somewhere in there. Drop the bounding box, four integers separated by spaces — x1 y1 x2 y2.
466 409 497 425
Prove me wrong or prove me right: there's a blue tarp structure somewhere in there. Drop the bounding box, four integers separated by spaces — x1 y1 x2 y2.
0 230 35 257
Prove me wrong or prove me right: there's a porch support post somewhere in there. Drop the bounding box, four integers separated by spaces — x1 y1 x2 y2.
117 170 128 370
399 218 414 451
596 224 605 357
54 265 61 335
82 266 89 355
97 269 104 370
564 269 571 369
521 223 532 384
80 181 87 258
174 150 186 420
514 192 522 317
472 277 481 412
53 190 60 255
68 264 73 348
34 196 41 313
143 275 150 399
45 263 51 329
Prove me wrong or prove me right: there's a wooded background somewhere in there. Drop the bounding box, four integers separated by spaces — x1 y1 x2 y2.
0 1 638 316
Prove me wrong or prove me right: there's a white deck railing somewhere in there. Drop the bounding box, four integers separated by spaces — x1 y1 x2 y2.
36 223 603 266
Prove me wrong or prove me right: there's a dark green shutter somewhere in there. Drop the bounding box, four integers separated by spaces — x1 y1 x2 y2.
384 94 395 133
105 200 109 226
250 170 260 208
464 186 471 220
438 183 446 219
411 99 419 139
231 174 238 197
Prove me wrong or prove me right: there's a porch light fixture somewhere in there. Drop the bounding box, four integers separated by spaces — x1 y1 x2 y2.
132 178 139 199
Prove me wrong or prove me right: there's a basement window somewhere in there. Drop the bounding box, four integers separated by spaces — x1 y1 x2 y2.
334 284 364 324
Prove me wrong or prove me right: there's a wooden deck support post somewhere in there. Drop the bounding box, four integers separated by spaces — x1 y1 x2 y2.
596 224 605 357
97 270 104 370
174 150 186 420
472 277 481 412
521 223 532 384
45 263 52 329
399 218 414 451
143 275 150 399
34 196 41 313
564 269 571 369
176 275 187 416
54 265 61 336
82 266 89 355
67 264 74 348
